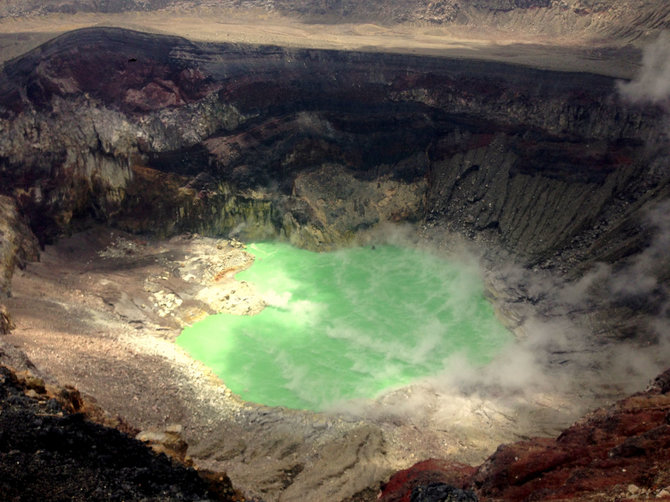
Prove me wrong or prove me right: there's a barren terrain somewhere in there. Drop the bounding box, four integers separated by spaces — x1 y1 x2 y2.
0 8 641 77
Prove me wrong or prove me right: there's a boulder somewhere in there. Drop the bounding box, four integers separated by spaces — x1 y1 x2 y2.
0 304 14 334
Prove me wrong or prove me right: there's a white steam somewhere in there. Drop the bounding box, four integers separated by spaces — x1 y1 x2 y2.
329 208 670 443
476 199 670 397
618 31 670 107
607 200 670 297
325 35 670 448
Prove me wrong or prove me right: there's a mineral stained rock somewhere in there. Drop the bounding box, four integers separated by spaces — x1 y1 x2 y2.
380 368 670 501
379 459 477 502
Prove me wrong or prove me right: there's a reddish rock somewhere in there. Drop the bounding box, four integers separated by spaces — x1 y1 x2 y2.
381 369 670 501
4 28 218 114
124 81 183 111
379 459 476 502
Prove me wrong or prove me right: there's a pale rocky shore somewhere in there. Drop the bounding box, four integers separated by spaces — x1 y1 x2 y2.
0 227 593 501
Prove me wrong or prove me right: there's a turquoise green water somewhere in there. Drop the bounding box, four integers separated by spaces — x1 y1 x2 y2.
177 242 511 411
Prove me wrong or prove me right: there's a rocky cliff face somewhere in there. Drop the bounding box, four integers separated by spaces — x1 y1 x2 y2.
0 195 38 336
2 27 669 348
1 27 667 264
0 364 240 501
0 196 38 296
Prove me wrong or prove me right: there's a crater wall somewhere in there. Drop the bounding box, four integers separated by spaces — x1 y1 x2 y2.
1 27 667 267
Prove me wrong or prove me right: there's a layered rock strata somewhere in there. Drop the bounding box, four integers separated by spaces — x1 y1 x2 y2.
1 27 668 349
0 27 666 265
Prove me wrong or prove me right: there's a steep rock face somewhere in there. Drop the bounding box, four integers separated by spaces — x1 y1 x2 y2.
380 368 670 501
1 27 667 264
0 28 243 243
425 133 644 264
0 195 38 296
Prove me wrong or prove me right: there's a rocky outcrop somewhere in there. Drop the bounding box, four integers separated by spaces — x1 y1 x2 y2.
0 28 243 243
0 364 240 501
0 195 39 295
0 305 14 334
378 459 478 502
0 194 39 337
380 368 670 501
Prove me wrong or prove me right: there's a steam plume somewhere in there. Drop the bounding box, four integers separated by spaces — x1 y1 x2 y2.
618 31 670 107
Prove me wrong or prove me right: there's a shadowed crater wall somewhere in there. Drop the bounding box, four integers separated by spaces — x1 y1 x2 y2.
0 26 668 358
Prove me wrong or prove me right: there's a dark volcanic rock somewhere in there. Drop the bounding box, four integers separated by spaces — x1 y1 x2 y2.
0 25 668 353
0 364 239 501
380 459 477 502
0 28 217 115
410 483 478 502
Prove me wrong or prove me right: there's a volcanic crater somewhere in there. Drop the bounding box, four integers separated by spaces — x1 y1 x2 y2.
1 19 670 502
